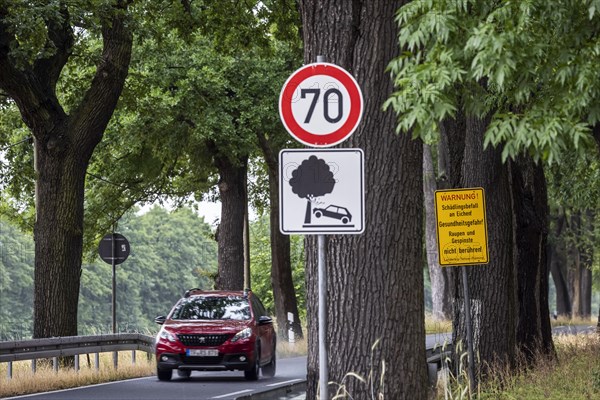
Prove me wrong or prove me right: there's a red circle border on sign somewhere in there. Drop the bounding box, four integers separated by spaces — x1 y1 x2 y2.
279 63 363 147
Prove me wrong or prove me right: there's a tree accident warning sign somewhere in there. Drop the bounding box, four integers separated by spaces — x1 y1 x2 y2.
434 188 489 266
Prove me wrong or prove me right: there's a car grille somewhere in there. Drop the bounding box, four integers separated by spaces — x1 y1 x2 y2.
177 334 230 347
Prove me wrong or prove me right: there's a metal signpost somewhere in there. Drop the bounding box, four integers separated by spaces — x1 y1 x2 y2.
434 188 489 392
279 55 363 400
98 233 131 334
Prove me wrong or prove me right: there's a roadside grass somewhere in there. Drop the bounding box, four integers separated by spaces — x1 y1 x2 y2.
438 333 600 400
425 314 452 334
550 315 596 328
0 351 156 398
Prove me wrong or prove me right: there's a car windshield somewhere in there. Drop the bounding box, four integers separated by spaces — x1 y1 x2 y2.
170 296 251 321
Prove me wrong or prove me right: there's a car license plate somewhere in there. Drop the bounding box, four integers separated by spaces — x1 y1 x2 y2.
186 349 219 357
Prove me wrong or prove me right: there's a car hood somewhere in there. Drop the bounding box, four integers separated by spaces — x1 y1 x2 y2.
163 319 251 334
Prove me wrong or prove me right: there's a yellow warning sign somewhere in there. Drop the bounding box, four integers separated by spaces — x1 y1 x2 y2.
434 188 489 266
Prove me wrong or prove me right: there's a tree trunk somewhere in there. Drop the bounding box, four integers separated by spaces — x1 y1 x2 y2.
580 210 594 319
437 99 467 313
214 155 247 290
550 246 571 317
256 130 304 340
300 1 427 399
510 156 554 361
424 143 450 320
33 137 88 338
454 114 517 381
0 4 133 338
549 213 571 317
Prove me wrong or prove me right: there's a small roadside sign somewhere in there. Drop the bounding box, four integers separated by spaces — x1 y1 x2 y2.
279 62 363 147
434 188 488 266
279 149 364 234
98 233 130 265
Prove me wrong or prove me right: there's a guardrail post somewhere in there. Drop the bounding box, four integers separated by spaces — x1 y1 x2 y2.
8 361 13 379
53 357 58 373
131 350 136 365
31 359 36 374
95 353 100 371
75 354 80 372
113 351 118 369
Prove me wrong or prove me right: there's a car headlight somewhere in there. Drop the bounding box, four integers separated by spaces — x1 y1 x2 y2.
231 328 252 343
158 329 177 343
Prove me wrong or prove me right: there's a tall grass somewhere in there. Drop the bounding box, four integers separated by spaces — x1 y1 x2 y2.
438 333 600 399
0 351 156 398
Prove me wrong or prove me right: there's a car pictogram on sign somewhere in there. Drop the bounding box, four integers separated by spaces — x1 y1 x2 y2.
313 205 352 224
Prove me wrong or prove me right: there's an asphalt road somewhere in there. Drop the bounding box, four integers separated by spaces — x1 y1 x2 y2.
5 356 307 400
5 328 593 400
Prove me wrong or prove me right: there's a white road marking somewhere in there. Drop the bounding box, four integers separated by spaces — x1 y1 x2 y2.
211 389 253 399
266 378 303 387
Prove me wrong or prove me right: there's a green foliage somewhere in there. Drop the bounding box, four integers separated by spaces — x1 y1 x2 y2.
386 0 600 163
0 218 34 339
0 207 217 339
249 214 306 319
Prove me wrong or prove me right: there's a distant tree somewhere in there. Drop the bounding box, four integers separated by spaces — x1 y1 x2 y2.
288 156 335 225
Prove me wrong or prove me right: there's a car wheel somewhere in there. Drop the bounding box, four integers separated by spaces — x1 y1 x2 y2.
157 367 172 381
314 211 322 218
244 350 260 381
177 369 191 379
341 217 349 224
261 348 276 378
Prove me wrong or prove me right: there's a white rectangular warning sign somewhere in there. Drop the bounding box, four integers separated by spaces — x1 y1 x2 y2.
279 149 365 234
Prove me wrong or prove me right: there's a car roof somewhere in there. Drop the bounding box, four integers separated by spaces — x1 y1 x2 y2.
183 288 251 299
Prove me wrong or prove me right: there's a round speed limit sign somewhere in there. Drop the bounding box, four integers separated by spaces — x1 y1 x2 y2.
279 63 363 147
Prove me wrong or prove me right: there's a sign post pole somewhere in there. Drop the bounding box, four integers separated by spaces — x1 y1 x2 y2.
461 267 476 392
318 234 328 400
112 230 117 335
278 53 364 400
316 54 329 400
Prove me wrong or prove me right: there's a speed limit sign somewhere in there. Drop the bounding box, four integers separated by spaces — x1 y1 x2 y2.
279 62 363 147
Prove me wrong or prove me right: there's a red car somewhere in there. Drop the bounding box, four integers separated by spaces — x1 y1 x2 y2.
154 289 276 381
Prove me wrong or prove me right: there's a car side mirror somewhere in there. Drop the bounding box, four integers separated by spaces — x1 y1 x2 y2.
154 315 166 325
258 316 273 325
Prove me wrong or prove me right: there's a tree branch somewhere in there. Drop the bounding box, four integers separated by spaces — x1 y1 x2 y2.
33 2 74 91
70 1 133 154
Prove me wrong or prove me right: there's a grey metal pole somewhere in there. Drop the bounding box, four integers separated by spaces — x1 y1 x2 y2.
112 232 116 334
318 234 328 400
112 231 118 369
315 53 329 400
461 267 476 393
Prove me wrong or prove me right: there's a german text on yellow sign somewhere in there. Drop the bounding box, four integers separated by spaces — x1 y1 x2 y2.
435 188 489 266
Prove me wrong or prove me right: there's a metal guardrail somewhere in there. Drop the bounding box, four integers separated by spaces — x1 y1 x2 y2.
0 333 155 379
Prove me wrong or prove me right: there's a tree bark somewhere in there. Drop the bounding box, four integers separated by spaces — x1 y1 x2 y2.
256 132 304 340
510 156 554 361
550 247 571 317
300 1 427 398
0 3 133 338
214 155 247 291
424 143 450 320
549 213 571 316
454 114 517 381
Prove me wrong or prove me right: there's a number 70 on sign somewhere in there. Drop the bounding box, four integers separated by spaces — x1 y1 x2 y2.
279 62 364 148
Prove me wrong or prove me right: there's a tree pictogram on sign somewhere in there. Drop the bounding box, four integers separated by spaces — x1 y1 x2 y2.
288 155 335 224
